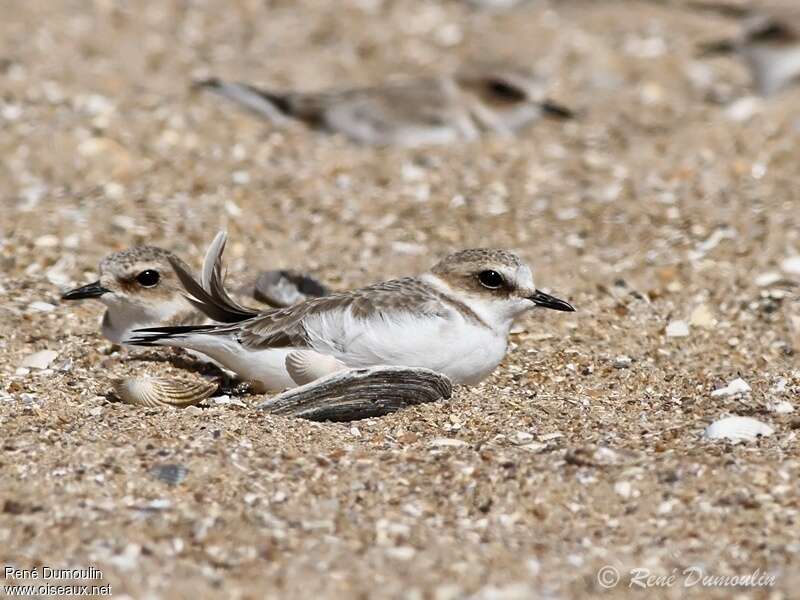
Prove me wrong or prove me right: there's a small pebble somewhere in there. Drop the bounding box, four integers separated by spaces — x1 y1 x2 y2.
613 355 632 369
614 481 632 498
755 272 782 287
428 438 468 448
781 256 800 276
28 301 57 313
665 320 689 338
34 234 59 248
689 304 716 329
767 400 794 415
150 464 189 486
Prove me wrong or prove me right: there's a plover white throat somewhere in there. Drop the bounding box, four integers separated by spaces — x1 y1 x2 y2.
698 5 800 95
127 233 574 391
195 63 572 146
61 245 328 344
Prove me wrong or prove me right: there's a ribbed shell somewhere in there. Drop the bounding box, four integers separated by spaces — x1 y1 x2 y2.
113 376 217 408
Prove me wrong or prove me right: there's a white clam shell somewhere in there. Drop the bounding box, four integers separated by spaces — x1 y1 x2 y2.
20 349 58 370
703 416 774 443
113 376 217 408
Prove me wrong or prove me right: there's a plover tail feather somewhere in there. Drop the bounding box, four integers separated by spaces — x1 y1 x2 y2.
195 78 293 124
124 324 221 347
168 231 259 324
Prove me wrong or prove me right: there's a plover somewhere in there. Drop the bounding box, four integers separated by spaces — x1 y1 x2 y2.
697 4 800 95
195 64 572 146
127 233 574 391
61 245 328 344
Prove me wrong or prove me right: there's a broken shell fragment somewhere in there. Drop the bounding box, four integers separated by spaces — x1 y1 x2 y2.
710 377 751 397
112 376 218 408
20 349 59 370
258 365 452 421
703 416 774 443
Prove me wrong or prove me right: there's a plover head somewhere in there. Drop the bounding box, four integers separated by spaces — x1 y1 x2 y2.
428 248 574 327
700 9 800 95
62 246 197 343
740 13 800 95
454 65 573 130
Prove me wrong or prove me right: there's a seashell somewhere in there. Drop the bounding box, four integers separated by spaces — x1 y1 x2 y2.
20 349 58 369
703 416 774 443
113 376 217 408
150 463 188 486
253 270 329 308
710 377 751 397
258 365 452 422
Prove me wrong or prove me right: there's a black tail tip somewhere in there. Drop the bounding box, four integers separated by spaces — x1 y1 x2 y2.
192 77 222 91
697 39 736 57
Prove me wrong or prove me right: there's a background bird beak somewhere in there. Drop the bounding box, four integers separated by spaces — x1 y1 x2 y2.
697 39 736 57
528 290 575 312
61 281 110 300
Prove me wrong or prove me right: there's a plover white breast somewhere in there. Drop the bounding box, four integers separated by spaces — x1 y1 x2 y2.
195 63 572 146
698 4 800 95
127 233 574 391
61 245 327 344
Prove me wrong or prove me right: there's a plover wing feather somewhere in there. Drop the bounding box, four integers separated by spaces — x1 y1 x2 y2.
233 277 452 350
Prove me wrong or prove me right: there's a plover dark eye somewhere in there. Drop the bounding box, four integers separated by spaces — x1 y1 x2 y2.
751 22 790 43
486 79 527 102
136 269 160 287
478 270 504 289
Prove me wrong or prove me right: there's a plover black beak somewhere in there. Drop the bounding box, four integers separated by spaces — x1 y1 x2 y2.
61 280 111 301
698 38 737 57
528 290 575 312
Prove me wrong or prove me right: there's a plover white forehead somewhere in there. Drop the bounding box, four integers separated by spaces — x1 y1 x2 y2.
698 5 800 95
195 63 572 146
61 244 328 344
127 233 574 391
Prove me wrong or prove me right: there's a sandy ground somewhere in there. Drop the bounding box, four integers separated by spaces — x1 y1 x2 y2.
2 0 800 598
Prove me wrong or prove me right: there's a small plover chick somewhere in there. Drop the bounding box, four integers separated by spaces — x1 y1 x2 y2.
195 63 572 146
127 232 574 391
698 4 800 95
62 245 327 344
